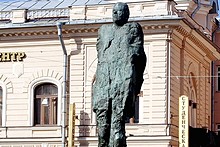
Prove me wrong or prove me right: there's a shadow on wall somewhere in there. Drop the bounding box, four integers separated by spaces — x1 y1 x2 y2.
70 38 82 55
78 110 90 146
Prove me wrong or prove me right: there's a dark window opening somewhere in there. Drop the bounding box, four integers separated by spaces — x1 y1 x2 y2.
125 96 140 124
34 83 58 126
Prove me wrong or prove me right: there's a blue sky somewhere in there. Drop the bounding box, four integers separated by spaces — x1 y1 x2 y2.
1 0 25 1
218 0 220 16
1 0 15 1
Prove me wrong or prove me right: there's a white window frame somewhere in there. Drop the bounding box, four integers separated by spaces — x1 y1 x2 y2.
28 77 62 126
0 82 6 127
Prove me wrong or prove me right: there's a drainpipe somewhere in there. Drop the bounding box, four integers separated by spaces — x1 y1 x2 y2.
166 30 172 136
211 61 215 131
57 22 67 147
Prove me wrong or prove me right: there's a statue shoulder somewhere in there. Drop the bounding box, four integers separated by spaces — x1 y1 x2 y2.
126 22 142 30
125 22 143 37
98 24 112 32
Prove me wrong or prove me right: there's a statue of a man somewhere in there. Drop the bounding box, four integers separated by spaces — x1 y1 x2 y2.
92 2 146 147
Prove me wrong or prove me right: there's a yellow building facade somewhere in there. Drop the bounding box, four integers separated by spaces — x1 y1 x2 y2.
0 0 219 146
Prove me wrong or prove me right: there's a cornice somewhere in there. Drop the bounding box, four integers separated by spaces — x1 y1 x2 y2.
175 26 189 37
142 24 178 30
0 23 179 39
175 24 218 60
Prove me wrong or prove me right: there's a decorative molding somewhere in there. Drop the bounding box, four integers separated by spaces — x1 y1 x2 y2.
23 69 63 126
175 26 189 37
0 74 13 93
0 31 57 38
23 69 63 93
0 11 12 20
143 24 178 30
12 9 27 24
27 8 69 20
12 63 24 78
0 24 178 39
175 25 216 60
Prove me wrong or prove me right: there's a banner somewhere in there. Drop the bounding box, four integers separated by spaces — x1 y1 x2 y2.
179 95 189 147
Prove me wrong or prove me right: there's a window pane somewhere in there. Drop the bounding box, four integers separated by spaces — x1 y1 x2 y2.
52 98 57 124
43 84 57 95
134 97 139 123
34 83 58 125
35 83 58 95
34 98 41 125
44 85 51 95
125 97 139 123
44 105 49 124
217 124 220 130
36 86 43 95
51 86 58 95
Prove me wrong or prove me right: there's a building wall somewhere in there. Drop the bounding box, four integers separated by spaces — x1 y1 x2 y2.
0 0 219 147
213 60 220 131
171 21 218 136
0 22 172 146
0 27 65 145
68 22 172 146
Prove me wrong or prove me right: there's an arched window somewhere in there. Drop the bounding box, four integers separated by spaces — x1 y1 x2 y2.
34 83 58 125
188 73 197 127
0 86 2 126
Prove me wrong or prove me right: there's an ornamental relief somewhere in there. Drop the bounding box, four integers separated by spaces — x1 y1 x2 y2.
0 74 13 93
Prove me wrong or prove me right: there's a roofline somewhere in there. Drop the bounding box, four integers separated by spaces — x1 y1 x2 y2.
0 16 182 29
0 0 164 12
182 18 220 53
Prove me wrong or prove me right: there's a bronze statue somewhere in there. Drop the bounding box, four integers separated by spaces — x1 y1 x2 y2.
92 2 146 147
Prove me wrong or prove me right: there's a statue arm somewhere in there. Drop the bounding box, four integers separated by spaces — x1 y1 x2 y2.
130 23 146 96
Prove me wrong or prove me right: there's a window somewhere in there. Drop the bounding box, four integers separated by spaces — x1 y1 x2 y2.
125 91 143 124
34 83 58 125
131 96 140 123
188 73 197 127
189 93 197 127
217 67 220 91
0 87 2 126
217 124 220 131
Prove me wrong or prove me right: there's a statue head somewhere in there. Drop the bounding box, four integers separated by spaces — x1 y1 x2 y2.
112 2 130 26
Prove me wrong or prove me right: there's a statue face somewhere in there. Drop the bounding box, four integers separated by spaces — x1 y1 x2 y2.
112 2 129 26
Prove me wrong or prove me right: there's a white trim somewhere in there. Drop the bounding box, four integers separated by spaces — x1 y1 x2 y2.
139 92 144 124
28 77 62 126
0 81 6 127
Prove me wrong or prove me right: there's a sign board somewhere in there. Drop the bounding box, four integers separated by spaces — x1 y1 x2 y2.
0 52 26 62
179 95 189 147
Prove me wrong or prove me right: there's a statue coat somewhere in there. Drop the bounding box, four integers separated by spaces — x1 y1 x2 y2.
93 22 146 118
